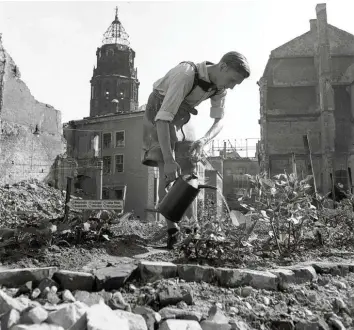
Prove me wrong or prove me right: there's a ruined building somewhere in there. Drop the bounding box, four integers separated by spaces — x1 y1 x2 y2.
64 9 157 219
258 3 354 192
0 35 65 185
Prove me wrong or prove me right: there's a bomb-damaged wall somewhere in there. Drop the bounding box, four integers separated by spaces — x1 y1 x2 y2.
266 58 317 86
0 39 65 184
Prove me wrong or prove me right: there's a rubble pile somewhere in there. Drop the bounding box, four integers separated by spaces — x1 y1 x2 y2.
0 260 353 329
0 178 165 236
0 179 68 229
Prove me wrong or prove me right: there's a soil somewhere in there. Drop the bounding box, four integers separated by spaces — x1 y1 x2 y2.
1 229 354 273
1 221 354 329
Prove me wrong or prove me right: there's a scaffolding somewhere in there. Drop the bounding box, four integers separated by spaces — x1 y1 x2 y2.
206 138 259 159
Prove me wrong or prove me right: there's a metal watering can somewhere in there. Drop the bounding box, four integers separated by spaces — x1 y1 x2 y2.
158 173 217 223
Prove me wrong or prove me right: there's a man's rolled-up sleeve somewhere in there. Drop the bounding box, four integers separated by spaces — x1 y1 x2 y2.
210 90 227 119
154 72 194 122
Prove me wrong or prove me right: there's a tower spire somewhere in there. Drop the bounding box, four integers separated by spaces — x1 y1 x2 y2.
102 6 130 46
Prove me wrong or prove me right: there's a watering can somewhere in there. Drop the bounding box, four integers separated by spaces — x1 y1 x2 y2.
158 173 217 223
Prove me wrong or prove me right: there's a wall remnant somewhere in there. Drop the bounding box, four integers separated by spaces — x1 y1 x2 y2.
258 3 354 192
0 37 65 185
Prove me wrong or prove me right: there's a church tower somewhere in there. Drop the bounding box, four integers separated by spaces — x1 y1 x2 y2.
90 7 139 117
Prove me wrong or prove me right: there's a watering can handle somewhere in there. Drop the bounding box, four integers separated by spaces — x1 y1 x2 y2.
165 177 178 192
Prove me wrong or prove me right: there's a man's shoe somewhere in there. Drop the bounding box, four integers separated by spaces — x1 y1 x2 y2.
167 228 180 250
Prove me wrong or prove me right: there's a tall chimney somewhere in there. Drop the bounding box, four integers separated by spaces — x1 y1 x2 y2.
316 3 335 193
316 3 328 45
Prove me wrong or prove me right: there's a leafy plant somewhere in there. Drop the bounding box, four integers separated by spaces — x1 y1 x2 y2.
238 172 319 253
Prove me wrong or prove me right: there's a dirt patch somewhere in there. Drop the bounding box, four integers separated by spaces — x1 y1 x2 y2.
0 236 148 271
141 246 354 270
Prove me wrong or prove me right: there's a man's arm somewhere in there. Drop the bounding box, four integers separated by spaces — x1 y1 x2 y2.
156 120 174 163
190 90 227 160
155 71 194 163
199 118 224 145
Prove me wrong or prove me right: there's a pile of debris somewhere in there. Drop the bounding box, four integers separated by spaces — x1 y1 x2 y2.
0 179 68 229
1 259 354 329
0 179 168 255
0 262 251 330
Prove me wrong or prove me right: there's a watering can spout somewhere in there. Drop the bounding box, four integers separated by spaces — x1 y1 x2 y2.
198 184 217 190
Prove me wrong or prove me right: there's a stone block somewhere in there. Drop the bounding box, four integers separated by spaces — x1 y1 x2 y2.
94 264 137 290
0 289 28 314
177 264 216 283
270 269 296 288
207 305 229 324
215 268 278 290
241 269 278 290
114 309 148 330
133 306 160 330
46 301 87 329
11 324 64 330
0 267 57 287
200 320 231 330
86 303 129 330
53 270 95 291
139 261 177 282
158 285 194 307
21 306 49 324
159 319 202 330
214 268 243 288
286 265 317 282
74 291 104 307
62 290 75 303
306 262 341 276
158 307 202 321
37 278 58 294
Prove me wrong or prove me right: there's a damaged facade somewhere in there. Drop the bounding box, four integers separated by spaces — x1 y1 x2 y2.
258 3 354 193
0 35 66 185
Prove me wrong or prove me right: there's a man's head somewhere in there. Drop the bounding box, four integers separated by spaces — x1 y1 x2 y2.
214 51 250 90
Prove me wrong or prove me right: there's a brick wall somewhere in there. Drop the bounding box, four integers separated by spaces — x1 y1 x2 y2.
0 39 65 185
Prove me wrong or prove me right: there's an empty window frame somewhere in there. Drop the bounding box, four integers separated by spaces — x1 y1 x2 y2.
115 154 124 173
115 131 125 147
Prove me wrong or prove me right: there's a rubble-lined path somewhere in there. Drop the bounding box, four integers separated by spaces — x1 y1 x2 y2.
0 259 353 329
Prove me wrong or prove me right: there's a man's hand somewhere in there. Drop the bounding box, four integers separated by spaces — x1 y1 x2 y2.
189 138 207 163
164 159 181 185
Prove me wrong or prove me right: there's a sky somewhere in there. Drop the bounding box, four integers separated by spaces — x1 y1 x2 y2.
0 0 353 156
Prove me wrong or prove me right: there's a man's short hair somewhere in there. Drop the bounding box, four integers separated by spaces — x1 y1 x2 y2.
220 51 250 78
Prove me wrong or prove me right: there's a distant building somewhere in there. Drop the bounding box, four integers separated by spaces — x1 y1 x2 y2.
208 141 259 211
258 3 354 192
223 157 259 210
204 157 223 218
64 8 157 219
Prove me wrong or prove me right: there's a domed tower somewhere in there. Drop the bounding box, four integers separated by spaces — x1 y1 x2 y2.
90 7 139 117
